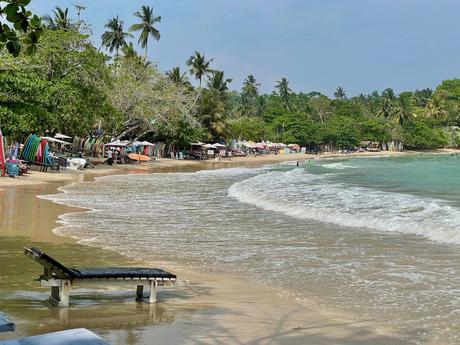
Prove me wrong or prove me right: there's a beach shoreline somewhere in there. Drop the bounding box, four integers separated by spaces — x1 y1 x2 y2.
0 150 452 344
1 148 459 190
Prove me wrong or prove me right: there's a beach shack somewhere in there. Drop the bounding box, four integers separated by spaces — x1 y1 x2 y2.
212 143 227 158
203 143 218 158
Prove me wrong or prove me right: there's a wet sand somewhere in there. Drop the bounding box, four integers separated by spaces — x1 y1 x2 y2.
0 154 434 344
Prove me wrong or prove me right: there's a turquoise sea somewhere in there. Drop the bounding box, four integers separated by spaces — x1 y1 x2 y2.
42 154 460 344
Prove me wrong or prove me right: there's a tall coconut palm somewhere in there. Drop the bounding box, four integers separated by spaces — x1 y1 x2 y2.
130 6 161 60
101 16 133 58
275 77 291 111
43 7 73 30
241 75 261 116
242 74 260 99
334 86 346 99
186 51 214 87
207 70 232 93
166 67 191 87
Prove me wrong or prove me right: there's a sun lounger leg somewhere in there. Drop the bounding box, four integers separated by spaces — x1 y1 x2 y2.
49 280 70 307
136 285 144 301
148 280 157 303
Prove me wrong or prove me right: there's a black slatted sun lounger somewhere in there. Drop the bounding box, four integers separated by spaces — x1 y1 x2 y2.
24 247 176 307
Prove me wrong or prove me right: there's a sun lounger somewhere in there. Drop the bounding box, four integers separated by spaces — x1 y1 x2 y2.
0 328 109 345
0 312 14 333
24 247 176 308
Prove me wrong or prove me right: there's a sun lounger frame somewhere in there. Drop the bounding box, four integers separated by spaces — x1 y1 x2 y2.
24 247 176 308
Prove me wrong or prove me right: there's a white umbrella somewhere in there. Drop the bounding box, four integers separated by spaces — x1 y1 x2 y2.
54 133 71 140
203 144 217 149
41 136 71 145
213 143 226 148
105 140 129 147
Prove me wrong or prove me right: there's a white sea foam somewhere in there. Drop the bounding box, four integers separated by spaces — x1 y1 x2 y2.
228 169 460 245
322 162 358 170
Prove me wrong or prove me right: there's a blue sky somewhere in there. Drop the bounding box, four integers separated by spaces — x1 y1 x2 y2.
31 0 460 96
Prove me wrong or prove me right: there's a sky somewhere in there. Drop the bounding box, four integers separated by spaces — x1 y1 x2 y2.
31 0 460 97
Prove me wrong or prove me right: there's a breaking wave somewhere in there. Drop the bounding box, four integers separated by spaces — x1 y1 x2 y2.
228 169 460 244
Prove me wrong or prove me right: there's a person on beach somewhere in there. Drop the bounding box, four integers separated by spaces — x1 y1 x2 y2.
107 150 113 165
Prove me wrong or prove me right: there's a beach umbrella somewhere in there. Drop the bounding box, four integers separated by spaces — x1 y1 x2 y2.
54 133 72 140
105 140 129 147
41 137 72 145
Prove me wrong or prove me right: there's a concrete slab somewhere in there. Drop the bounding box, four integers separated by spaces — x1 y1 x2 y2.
0 313 14 333
0 328 110 345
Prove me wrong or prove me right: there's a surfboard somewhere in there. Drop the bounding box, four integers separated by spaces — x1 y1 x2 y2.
128 153 151 162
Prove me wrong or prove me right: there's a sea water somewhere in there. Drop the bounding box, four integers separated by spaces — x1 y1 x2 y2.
41 155 460 344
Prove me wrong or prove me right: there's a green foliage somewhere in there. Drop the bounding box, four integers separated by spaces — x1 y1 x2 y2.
322 116 360 149
0 29 116 138
434 79 460 126
0 0 42 56
228 116 268 142
403 122 448 149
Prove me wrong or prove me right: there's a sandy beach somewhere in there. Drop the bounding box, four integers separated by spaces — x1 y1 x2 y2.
1 150 456 344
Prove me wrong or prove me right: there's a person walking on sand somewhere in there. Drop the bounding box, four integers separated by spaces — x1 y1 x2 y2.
107 150 113 166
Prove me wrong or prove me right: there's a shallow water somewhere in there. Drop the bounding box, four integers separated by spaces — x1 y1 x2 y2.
41 155 460 344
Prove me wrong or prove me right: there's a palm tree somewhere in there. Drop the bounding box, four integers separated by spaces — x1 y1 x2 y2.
425 98 447 122
242 74 260 99
101 16 133 58
275 77 291 110
166 67 191 87
255 95 267 117
378 96 394 119
186 51 214 87
241 75 261 116
334 86 346 99
390 104 412 126
130 6 161 60
43 7 73 30
207 70 232 93
122 42 138 59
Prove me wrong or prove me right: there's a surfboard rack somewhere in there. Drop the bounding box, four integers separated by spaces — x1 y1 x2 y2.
24 247 176 308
